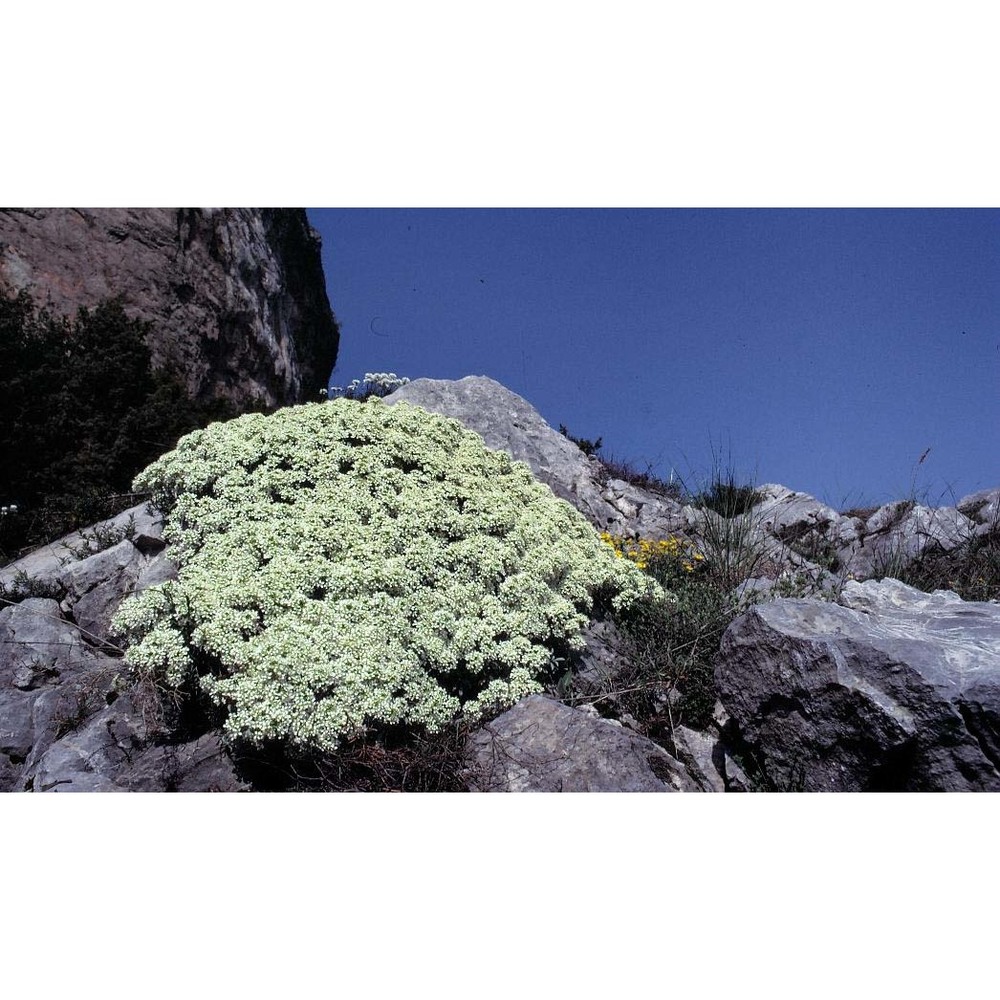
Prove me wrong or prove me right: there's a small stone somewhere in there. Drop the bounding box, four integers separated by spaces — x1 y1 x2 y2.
13 665 36 690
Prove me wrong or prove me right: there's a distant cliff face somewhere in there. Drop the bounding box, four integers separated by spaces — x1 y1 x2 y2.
0 208 340 410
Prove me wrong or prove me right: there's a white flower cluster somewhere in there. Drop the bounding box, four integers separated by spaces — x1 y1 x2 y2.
110 398 668 753
328 372 411 401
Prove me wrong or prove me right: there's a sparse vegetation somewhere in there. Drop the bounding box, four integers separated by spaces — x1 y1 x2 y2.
840 504 880 522
676 463 771 593
874 516 1000 603
555 529 746 742
230 720 475 792
558 423 603 457
558 422 683 498
0 569 64 605
596 451 685 498
687 471 765 519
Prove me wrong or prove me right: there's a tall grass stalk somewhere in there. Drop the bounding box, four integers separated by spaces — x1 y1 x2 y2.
673 447 771 593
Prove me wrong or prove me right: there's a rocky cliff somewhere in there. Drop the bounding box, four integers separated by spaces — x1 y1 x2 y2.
0 208 339 410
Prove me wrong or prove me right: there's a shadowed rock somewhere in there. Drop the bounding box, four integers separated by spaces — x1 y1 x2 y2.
0 504 244 792
0 208 340 409
466 694 699 792
715 579 1000 791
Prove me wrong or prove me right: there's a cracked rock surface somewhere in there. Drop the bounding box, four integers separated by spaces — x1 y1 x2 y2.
466 694 699 792
0 506 245 792
715 579 1000 791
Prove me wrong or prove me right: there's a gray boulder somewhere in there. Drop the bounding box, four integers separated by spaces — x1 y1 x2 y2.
848 502 976 580
59 540 154 643
958 488 1000 540
22 684 247 792
386 375 689 535
0 504 244 792
117 734 248 792
715 579 1000 791
0 597 107 790
752 484 861 572
465 694 699 792
598 476 699 540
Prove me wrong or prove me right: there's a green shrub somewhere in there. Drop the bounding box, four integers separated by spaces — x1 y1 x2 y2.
110 399 665 755
0 290 245 564
689 473 764 518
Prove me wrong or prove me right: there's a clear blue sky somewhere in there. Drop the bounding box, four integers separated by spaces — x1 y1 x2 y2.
309 209 999 510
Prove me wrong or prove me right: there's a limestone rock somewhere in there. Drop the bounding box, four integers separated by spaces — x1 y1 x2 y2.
0 208 340 410
715 579 1000 791
386 375 690 534
0 504 240 792
0 504 177 644
117 733 248 792
22 684 247 792
670 725 739 793
958 488 1000 540
0 597 105 789
849 502 975 579
599 476 698 539
466 694 699 792
25 689 150 792
752 483 861 571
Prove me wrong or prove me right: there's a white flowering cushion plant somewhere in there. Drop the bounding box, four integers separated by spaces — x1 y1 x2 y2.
111 399 668 753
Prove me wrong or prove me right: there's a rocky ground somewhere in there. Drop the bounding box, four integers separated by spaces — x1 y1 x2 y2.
3 376 998 792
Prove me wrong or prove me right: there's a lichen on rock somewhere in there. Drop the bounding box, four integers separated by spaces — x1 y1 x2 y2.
110 398 666 754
